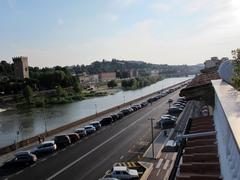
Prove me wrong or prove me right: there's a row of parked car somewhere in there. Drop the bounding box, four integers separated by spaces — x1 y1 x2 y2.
1 101 153 169
1 84 184 170
157 97 187 129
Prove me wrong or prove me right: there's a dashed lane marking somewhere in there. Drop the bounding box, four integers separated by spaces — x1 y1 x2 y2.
15 170 23 175
46 101 167 180
156 158 163 169
120 155 124 160
163 160 170 170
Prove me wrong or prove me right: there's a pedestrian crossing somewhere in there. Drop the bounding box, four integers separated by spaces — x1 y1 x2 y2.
114 161 139 168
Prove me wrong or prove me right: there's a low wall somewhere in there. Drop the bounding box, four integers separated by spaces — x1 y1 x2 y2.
0 80 190 155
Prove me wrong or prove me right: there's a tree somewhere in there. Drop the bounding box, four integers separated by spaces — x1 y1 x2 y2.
23 85 33 104
107 80 117 88
73 78 81 93
232 48 240 89
56 86 67 98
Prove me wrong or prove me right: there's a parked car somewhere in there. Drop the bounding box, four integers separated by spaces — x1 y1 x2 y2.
53 135 71 148
84 125 96 134
127 107 134 113
100 117 114 126
31 141 57 156
109 166 139 179
168 107 183 115
117 112 124 119
172 103 185 109
161 114 177 121
1 151 37 169
67 133 80 143
140 101 148 107
74 128 87 137
159 118 176 129
89 121 101 130
130 106 138 111
110 114 119 121
120 109 130 116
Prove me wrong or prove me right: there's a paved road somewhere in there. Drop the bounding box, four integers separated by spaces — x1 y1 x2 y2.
1 89 182 180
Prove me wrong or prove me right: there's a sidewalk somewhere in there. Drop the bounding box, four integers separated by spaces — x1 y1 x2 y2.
142 101 196 180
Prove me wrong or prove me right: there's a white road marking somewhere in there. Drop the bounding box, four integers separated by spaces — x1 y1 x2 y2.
46 102 164 180
163 160 170 170
40 158 47 162
156 158 163 169
15 170 23 175
120 155 124 160
30 164 36 167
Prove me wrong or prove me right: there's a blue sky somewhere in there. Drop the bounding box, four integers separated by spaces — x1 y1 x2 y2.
1 0 240 67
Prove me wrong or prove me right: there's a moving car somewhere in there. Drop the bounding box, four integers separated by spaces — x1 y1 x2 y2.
31 141 57 156
1 151 37 168
53 135 71 148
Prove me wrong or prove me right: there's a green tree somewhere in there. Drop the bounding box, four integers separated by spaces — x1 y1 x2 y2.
107 80 117 88
23 85 33 104
232 48 240 89
73 78 81 93
56 86 67 98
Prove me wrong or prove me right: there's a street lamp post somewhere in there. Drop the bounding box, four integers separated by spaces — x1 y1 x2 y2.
148 117 155 158
95 104 98 116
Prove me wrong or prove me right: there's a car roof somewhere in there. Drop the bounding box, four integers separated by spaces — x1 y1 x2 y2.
84 125 94 128
113 166 127 171
15 151 31 156
76 127 85 130
41 140 55 145
90 121 100 124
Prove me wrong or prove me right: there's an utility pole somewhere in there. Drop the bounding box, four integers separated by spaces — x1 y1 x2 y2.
95 104 98 116
148 117 155 158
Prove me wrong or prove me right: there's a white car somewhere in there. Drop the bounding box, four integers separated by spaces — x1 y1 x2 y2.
110 166 139 179
84 125 96 135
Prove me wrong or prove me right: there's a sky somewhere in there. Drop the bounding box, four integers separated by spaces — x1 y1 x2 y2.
1 0 240 67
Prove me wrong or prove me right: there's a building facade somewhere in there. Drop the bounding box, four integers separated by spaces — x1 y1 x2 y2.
98 72 116 82
12 56 29 79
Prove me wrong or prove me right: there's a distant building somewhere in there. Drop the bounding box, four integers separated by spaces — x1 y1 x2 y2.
78 73 99 84
204 57 223 69
12 56 29 79
98 72 116 82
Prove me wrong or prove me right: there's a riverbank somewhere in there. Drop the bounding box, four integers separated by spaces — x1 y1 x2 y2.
0 79 190 155
0 77 192 148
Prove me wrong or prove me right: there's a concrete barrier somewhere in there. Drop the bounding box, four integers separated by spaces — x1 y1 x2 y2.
0 80 190 155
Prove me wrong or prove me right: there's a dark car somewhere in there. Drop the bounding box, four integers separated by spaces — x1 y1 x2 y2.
31 141 57 156
158 118 176 129
131 106 138 111
89 121 101 130
67 133 80 143
53 135 71 148
100 117 113 126
117 112 124 119
2 151 37 169
120 109 131 116
168 107 183 115
111 114 119 121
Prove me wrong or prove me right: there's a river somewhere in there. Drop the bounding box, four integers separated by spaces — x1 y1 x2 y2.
0 76 192 148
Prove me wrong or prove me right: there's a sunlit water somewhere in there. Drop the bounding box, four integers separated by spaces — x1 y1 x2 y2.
0 76 192 147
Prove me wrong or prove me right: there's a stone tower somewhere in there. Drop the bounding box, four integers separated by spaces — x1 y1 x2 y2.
12 56 29 79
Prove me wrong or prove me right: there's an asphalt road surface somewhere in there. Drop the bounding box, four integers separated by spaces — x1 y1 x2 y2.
1 89 182 180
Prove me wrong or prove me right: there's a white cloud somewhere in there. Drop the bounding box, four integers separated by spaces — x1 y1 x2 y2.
103 13 119 22
150 2 171 13
112 0 138 7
